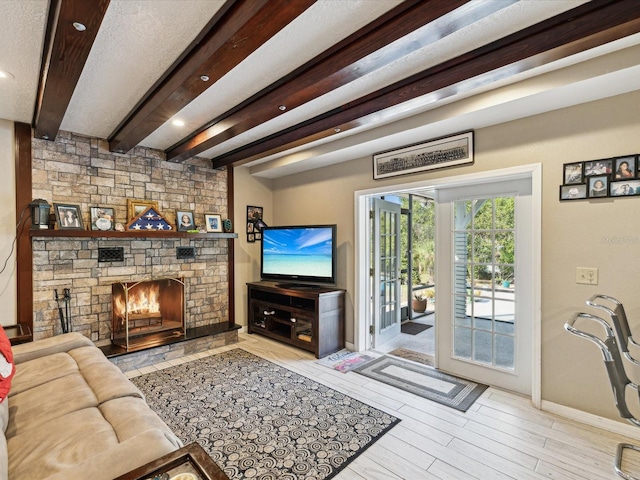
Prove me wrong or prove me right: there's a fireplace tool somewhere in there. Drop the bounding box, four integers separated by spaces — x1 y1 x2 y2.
54 289 72 334
64 288 72 333
54 289 66 334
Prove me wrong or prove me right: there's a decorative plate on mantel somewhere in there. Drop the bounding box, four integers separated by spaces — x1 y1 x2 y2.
125 206 175 231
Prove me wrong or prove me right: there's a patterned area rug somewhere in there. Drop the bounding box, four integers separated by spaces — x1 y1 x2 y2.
132 349 400 480
315 348 376 373
353 355 488 412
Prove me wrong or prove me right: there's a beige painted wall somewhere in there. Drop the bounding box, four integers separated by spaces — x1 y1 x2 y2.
233 166 273 331
0 120 17 326
234 89 640 420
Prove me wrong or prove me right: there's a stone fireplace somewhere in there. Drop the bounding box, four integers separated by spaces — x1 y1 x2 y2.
29 131 235 347
112 277 185 351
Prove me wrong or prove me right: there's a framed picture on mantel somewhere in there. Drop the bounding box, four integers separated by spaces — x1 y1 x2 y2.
127 199 159 221
54 204 84 230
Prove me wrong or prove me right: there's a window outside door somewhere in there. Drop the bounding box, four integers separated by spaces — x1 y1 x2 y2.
436 178 533 395
372 198 402 347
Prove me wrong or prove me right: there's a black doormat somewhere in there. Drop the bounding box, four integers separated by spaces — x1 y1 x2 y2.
401 322 432 335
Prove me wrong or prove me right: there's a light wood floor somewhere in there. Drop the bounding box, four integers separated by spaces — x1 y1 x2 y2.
126 333 640 480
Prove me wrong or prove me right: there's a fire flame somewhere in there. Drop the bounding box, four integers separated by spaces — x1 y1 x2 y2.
113 283 161 318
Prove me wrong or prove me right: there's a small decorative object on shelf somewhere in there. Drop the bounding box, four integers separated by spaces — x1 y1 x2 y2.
90 206 115 231
176 210 195 231
126 207 174 231
54 203 84 230
29 199 51 229
222 218 232 233
127 199 159 221
204 213 223 233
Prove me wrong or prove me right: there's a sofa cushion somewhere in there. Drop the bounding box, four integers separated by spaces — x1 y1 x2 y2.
7 407 119 480
6 373 98 438
42 428 182 480
69 346 144 403
100 396 177 442
9 352 79 397
11 332 93 364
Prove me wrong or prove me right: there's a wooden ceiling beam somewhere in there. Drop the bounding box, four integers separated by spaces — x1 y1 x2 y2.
209 0 640 168
166 0 516 162
33 0 110 141
108 0 315 154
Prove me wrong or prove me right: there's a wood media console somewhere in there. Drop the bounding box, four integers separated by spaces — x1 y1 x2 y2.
247 281 345 359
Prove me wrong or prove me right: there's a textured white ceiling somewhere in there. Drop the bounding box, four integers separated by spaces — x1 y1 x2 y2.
1 0 639 179
0 0 48 124
61 0 226 139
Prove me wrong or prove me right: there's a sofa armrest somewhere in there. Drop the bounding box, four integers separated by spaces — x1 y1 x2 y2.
12 333 94 364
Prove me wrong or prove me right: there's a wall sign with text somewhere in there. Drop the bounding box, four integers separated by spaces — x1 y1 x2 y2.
373 131 473 180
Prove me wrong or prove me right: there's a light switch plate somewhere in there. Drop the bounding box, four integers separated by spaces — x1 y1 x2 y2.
576 267 598 285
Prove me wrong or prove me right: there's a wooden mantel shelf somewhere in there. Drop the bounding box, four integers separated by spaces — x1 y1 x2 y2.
30 230 238 240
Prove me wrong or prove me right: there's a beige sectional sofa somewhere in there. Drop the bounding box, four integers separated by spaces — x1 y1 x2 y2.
2 332 182 479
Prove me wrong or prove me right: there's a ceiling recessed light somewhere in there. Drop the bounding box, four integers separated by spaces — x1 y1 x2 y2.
334 128 341 133
72 22 86 32
172 119 185 127
0 70 15 80
200 75 210 82
278 105 286 111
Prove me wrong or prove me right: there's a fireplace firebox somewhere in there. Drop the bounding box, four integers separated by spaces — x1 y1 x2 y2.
112 277 185 351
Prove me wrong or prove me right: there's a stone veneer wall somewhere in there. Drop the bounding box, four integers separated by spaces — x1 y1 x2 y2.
30 131 230 344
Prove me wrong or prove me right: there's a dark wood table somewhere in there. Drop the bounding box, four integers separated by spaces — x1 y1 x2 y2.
5 324 32 345
114 442 230 480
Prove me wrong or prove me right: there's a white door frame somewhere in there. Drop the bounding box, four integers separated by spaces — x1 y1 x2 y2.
354 164 542 407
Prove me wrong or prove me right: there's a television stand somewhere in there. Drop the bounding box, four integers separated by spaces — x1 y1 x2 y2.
247 281 345 358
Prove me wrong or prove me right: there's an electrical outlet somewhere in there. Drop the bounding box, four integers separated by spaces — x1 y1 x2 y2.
576 267 598 285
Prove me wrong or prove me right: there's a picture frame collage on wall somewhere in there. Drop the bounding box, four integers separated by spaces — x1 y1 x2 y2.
560 154 640 201
246 205 264 243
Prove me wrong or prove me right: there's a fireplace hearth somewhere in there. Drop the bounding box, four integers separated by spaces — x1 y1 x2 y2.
112 277 185 351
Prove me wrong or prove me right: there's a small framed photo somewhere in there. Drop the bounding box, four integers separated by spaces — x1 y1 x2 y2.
127 199 159 221
247 233 255 243
584 159 612 176
587 175 608 198
613 155 636 180
90 206 115 231
176 210 195 231
563 162 583 185
559 184 587 201
204 213 223 233
610 180 640 197
54 204 84 229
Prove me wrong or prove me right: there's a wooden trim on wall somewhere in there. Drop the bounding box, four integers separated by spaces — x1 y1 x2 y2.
227 164 235 328
14 122 33 340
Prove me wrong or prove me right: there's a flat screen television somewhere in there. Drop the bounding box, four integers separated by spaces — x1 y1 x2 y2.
261 225 337 287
